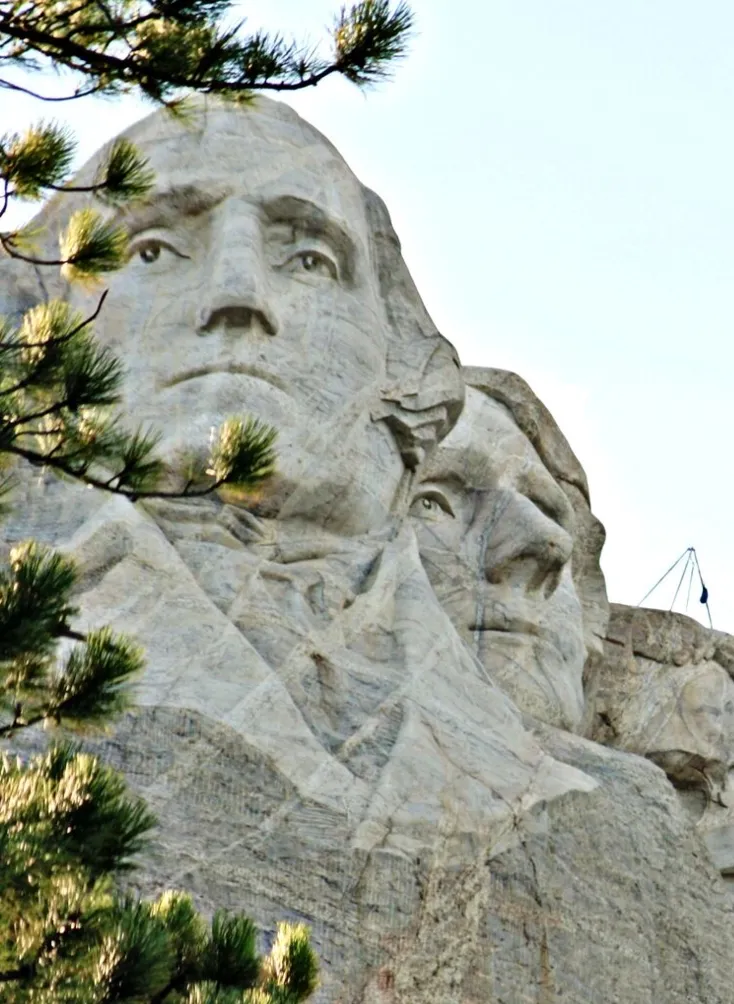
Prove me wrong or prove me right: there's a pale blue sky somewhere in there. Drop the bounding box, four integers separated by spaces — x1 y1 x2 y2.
3 1 732 630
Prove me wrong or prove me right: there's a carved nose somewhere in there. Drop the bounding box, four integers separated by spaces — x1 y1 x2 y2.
480 492 573 598
198 206 279 336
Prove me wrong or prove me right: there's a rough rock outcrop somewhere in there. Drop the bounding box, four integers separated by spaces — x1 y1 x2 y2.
592 603 734 886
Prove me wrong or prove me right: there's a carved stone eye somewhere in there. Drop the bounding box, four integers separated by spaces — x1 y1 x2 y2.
409 490 455 519
301 253 320 271
291 251 336 279
139 244 161 263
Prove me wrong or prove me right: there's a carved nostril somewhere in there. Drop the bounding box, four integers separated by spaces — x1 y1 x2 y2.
201 306 252 332
197 304 278 336
479 491 573 598
541 566 563 599
484 537 570 598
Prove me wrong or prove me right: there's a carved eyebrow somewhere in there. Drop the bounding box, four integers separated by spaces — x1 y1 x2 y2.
260 195 357 283
114 185 229 235
420 445 485 484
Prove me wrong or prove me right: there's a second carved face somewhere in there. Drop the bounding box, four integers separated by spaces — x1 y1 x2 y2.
410 383 587 731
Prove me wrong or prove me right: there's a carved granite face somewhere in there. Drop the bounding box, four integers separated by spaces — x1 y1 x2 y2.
409 385 586 730
70 102 405 532
594 605 734 869
601 654 734 797
646 664 734 795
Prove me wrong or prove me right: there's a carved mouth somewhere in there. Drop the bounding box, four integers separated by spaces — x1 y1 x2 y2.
469 618 540 637
160 363 289 392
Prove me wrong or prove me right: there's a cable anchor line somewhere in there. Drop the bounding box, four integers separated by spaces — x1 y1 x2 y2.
637 546 712 629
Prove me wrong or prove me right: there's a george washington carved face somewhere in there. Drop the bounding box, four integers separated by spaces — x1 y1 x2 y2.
52 98 461 534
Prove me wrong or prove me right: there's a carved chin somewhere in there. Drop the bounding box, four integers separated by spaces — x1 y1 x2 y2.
472 627 586 730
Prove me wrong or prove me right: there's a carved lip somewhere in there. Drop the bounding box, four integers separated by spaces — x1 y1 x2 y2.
161 363 289 393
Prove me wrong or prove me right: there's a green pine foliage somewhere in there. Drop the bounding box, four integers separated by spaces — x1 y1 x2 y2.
0 539 320 1001
0 1 413 103
0 742 319 1001
0 540 143 736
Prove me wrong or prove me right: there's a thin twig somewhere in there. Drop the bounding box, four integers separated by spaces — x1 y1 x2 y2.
0 710 46 737
0 968 26 982
0 75 103 101
0 290 109 379
8 397 69 429
0 179 11 221
6 443 229 500
44 180 112 194
1 231 87 267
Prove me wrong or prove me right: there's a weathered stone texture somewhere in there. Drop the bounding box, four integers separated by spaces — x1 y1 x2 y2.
3 96 734 1002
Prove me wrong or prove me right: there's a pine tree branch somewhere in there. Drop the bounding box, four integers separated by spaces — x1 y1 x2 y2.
0 707 46 737
231 64 339 93
0 15 131 77
62 627 87 642
5 443 231 500
1 230 97 267
0 7 406 96
44 180 118 194
0 75 104 101
7 398 70 430
0 291 109 397
0 968 26 982
0 633 125 736
0 291 109 360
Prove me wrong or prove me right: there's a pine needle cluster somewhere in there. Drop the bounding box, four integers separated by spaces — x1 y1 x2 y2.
0 541 142 736
0 742 319 1001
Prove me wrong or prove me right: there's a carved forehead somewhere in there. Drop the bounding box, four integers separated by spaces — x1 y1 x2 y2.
122 102 369 246
463 366 590 503
129 101 351 176
123 95 345 158
423 385 544 477
37 97 368 241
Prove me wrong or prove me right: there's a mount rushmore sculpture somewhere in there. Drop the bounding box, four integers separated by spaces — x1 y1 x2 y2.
4 97 734 1004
